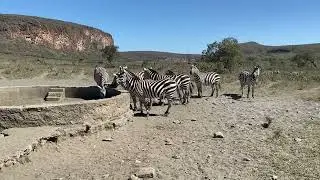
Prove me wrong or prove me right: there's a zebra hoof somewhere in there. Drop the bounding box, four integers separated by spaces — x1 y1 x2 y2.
163 112 169 117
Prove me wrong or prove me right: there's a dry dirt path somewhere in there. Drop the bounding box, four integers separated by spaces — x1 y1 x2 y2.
0 94 319 180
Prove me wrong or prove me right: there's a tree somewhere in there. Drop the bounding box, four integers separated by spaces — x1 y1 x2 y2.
291 52 317 68
101 45 119 64
201 37 242 72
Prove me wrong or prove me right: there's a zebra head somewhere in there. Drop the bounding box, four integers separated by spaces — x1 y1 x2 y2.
143 67 153 79
253 65 261 77
190 64 200 75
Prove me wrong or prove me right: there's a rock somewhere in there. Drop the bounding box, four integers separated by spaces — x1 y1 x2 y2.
102 137 113 142
101 174 110 179
130 174 141 180
4 160 14 167
0 134 4 138
261 123 269 128
0 163 4 170
190 119 197 121
135 160 141 164
173 120 181 124
24 145 33 154
213 132 224 138
271 175 278 180
294 138 302 142
135 167 156 178
172 155 180 159
243 157 251 161
182 140 188 144
165 139 173 145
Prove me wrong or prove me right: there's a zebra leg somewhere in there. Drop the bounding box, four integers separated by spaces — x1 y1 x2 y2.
241 85 244 97
252 85 255 98
215 83 219 98
139 100 143 114
198 85 203 98
176 87 183 104
130 93 138 111
247 85 251 98
210 84 215 97
164 98 172 116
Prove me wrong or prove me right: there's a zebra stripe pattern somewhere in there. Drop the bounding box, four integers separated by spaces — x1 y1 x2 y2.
189 65 221 98
94 65 109 98
238 65 261 98
143 68 191 104
116 66 177 117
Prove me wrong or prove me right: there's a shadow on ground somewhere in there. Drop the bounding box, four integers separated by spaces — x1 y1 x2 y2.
222 93 242 100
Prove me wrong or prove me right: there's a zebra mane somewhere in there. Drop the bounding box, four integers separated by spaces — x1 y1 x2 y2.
124 69 140 80
146 68 159 74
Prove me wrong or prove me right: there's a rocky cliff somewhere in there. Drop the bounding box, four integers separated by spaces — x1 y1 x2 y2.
0 14 114 59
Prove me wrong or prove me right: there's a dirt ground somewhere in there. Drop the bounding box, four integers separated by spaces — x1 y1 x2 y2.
0 79 320 180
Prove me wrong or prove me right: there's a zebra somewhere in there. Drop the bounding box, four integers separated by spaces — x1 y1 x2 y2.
143 68 191 104
94 65 109 98
238 65 261 98
115 66 177 117
189 64 221 98
165 69 196 96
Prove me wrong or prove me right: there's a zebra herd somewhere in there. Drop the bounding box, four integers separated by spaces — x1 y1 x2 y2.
94 64 261 117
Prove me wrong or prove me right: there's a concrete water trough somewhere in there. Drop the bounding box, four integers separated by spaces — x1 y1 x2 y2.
0 85 132 131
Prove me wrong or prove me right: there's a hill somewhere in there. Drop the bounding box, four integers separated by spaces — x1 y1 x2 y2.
0 14 113 60
0 14 319 62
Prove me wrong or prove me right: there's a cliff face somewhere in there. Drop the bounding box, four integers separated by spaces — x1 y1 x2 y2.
0 14 113 57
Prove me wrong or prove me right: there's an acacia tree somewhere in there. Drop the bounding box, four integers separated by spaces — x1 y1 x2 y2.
201 37 242 72
101 45 119 64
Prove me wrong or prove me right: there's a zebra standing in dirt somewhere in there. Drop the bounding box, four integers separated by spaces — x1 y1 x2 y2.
115 66 177 117
189 64 221 98
238 65 261 98
143 68 191 104
94 65 109 98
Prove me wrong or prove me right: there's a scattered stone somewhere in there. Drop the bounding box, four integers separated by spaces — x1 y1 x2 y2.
243 157 251 161
173 120 181 124
190 119 197 121
261 123 270 128
130 174 141 180
101 174 110 179
135 167 156 178
213 132 224 138
271 175 278 180
165 139 173 145
135 160 141 164
24 145 33 154
230 125 235 128
294 138 302 142
4 160 14 167
0 134 4 138
182 140 188 144
102 137 113 142
0 163 4 170
172 155 180 159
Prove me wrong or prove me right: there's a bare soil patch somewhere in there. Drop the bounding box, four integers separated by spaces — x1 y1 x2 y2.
0 87 319 179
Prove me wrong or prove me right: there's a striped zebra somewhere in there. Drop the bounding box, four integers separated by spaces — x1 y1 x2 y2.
238 65 261 98
115 66 177 117
94 65 109 98
189 64 221 98
143 68 191 104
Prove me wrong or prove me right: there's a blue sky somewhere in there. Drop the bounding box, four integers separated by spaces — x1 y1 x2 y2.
0 0 319 53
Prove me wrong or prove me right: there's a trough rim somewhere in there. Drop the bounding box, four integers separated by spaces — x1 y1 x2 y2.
0 85 129 109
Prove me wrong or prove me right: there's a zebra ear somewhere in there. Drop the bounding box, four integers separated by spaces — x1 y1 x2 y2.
150 67 153 69
143 67 147 71
113 73 117 77
123 66 128 69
